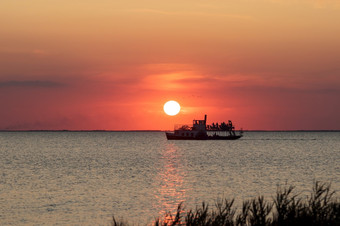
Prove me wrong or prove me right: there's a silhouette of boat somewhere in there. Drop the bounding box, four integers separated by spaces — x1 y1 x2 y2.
166 115 243 140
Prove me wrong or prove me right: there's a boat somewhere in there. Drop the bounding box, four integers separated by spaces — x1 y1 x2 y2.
166 115 243 140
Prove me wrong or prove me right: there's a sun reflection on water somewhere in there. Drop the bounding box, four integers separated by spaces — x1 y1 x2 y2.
154 143 187 221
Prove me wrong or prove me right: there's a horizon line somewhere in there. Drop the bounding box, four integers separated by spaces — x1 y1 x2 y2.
0 129 339 132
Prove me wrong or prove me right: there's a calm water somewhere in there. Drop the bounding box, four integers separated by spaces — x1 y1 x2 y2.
0 131 339 225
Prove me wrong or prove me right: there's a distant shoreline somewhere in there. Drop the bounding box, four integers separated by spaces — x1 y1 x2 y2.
0 130 339 132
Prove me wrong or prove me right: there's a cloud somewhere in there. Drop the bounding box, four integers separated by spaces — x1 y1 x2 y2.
126 8 253 20
0 80 65 88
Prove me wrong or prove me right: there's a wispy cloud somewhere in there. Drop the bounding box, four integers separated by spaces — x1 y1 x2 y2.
0 80 65 88
126 8 253 20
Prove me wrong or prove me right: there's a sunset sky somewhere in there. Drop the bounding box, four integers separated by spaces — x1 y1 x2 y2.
1 0 339 130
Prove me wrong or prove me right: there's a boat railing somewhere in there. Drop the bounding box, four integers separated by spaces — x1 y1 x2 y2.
206 122 235 131
174 124 192 131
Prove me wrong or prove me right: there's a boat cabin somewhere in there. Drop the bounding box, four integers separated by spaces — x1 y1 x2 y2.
192 115 207 131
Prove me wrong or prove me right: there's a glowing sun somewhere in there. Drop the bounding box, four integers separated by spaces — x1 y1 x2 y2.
163 100 181 116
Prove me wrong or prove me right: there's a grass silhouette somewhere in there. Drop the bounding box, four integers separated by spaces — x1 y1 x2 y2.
111 182 339 226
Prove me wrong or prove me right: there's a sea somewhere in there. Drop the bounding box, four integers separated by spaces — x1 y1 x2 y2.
0 131 339 225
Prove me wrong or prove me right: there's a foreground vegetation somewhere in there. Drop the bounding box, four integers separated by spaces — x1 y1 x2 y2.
112 182 339 226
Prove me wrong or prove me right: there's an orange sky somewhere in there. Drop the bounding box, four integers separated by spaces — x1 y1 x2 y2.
1 0 339 130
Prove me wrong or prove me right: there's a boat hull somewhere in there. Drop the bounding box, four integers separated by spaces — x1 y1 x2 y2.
166 132 242 140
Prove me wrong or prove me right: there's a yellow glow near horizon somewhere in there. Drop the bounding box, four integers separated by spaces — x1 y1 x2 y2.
163 101 181 116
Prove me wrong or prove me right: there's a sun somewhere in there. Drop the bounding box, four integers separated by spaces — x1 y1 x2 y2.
163 100 181 116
